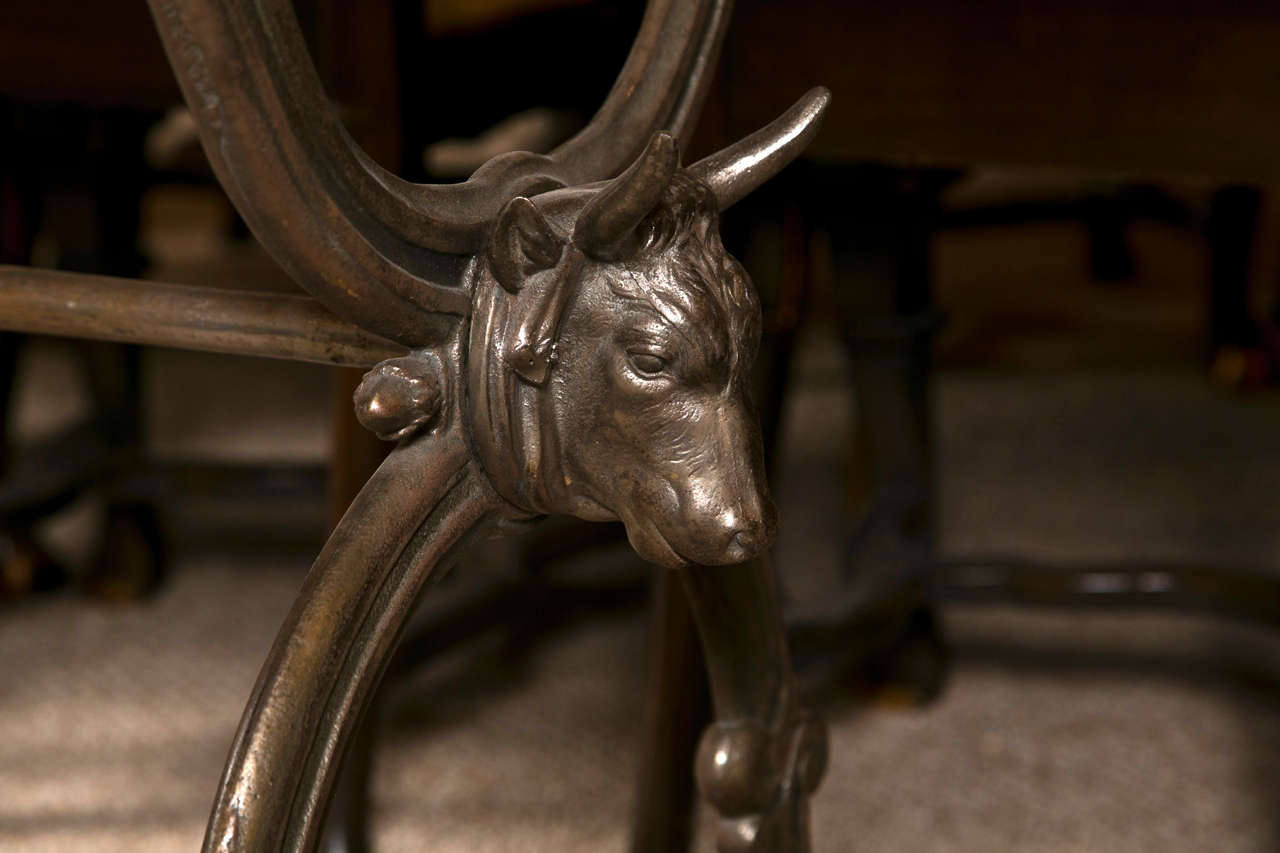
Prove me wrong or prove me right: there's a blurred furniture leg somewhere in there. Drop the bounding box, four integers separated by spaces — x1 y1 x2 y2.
0 330 59 596
1209 186 1261 355
78 338 166 600
73 110 166 598
0 105 169 598
831 167 943 600
0 140 67 594
1084 188 1136 282
1207 185 1267 386
0 332 16 462
782 165 952 701
0 172 27 588
630 570 709 853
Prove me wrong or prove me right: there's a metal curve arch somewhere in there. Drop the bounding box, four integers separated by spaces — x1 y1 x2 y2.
145 0 731 346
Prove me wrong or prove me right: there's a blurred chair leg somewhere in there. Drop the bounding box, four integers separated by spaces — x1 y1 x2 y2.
0 331 17 467
71 110 166 599
1084 189 1135 282
80 339 170 600
818 166 954 701
829 167 944 578
1207 185 1267 386
0 331 60 597
0 156 68 595
629 570 709 853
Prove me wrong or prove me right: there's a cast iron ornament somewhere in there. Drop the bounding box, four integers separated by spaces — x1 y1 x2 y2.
143 0 831 849
371 129 826 853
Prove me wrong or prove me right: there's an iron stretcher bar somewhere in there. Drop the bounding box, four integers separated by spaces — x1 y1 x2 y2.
0 265 406 367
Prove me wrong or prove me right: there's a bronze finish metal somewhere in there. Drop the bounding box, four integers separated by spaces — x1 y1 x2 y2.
685 558 828 851
0 266 405 367
143 0 738 345
1 0 831 848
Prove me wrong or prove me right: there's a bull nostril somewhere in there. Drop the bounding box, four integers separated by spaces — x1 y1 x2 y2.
714 509 769 562
725 520 767 561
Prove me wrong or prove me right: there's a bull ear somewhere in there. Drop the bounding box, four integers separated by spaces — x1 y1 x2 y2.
574 132 678 260
488 197 564 293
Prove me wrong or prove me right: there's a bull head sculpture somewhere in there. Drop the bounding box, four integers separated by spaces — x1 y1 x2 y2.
145 0 830 850
467 134 781 569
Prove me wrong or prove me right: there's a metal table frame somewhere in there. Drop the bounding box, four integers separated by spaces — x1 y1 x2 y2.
0 1 830 850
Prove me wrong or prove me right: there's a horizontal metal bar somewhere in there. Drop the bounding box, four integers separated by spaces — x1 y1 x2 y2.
0 265 407 367
941 556 1280 625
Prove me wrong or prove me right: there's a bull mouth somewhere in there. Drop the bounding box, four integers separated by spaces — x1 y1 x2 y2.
620 511 689 569
612 491 772 568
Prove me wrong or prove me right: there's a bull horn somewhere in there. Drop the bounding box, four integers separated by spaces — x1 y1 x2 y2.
689 87 832 211
573 132 679 260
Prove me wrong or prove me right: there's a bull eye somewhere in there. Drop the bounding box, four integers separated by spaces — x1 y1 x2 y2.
627 351 669 377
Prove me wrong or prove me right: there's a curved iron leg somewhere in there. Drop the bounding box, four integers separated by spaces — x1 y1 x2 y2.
204 423 506 852
321 699 375 853
680 556 827 853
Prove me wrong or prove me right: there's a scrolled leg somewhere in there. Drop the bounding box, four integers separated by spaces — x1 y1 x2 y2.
680 558 827 852
203 415 509 852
